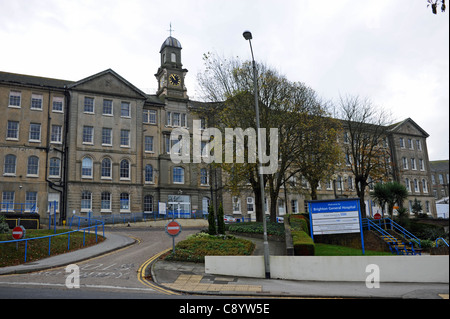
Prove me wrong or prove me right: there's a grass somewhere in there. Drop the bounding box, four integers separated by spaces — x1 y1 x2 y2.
0 228 105 267
315 243 392 256
164 233 255 263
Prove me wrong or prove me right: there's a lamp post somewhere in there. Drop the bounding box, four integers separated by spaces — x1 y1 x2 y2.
243 30 271 279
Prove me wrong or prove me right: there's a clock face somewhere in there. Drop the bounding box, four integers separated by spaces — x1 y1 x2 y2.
169 73 181 86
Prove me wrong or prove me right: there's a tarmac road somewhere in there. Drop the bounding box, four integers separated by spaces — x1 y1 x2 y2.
0 226 200 298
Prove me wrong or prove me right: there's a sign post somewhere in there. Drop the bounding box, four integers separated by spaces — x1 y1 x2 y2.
165 220 182 254
308 198 365 255
12 225 26 240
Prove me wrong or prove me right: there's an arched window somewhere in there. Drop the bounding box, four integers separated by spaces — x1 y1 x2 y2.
171 52 176 62
145 164 153 183
4 154 16 175
27 156 39 176
144 195 153 213
173 166 184 184
81 157 93 178
101 158 112 178
120 159 130 179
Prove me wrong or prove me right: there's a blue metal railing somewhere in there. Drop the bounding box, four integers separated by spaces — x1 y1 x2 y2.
0 202 38 213
436 237 449 247
376 218 421 248
0 219 104 264
362 218 404 254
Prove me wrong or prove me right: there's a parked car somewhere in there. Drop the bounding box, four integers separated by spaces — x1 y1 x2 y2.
223 215 237 224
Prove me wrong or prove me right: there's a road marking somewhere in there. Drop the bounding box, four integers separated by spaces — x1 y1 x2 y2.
0 281 155 292
137 248 179 295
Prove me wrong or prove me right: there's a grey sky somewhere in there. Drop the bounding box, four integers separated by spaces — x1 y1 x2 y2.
1 0 448 160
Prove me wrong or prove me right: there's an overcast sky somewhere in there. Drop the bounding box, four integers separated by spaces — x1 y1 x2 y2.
1 0 448 161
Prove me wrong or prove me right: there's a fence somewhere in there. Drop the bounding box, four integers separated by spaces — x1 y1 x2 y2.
0 215 104 264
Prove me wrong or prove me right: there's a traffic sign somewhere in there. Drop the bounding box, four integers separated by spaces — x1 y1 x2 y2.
373 212 382 220
165 220 181 237
12 226 26 240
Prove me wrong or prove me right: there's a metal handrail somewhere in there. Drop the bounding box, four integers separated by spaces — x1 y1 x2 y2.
436 237 449 247
383 218 421 247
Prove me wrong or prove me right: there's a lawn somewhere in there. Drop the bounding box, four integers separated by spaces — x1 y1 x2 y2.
0 229 105 267
314 243 392 256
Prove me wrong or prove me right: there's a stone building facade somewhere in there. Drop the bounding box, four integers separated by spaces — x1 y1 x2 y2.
0 35 439 223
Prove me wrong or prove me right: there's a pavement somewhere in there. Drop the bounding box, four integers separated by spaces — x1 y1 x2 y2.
1 227 448 299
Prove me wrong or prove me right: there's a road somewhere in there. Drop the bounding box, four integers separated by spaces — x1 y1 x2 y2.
0 226 201 298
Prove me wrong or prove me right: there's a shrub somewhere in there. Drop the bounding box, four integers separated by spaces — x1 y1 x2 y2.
227 222 285 237
292 230 315 255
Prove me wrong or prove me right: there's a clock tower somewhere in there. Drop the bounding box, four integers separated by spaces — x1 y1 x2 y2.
155 36 188 99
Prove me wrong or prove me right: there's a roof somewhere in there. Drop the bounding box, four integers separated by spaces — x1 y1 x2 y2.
160 36 182 52
386 117 430 137
0 71 73 89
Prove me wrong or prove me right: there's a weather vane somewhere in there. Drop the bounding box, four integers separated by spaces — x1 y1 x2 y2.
168 23 175 37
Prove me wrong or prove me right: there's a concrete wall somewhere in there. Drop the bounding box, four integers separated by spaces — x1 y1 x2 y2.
205 255 449 283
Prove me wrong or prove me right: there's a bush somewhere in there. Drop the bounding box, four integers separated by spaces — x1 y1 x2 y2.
292 230 315 255
0 215 9 234
289 214 309 234
165 234 255 263
227 222 285 237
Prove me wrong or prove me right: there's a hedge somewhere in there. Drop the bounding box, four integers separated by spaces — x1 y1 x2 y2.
292 230 315 256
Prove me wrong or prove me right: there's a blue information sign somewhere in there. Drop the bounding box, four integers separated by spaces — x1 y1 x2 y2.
308 198 365 254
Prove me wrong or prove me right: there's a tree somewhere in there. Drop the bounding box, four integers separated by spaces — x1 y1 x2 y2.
371 183 389 218
427 0 446 14
217 203 225 235
411 198 423 217
196 53 338 222
337 95 393 218
207 204 216 235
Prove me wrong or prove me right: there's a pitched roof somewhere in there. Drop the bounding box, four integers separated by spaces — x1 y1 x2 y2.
0 71 73 89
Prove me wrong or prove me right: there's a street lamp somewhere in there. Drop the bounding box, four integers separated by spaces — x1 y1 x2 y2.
243 30 271 279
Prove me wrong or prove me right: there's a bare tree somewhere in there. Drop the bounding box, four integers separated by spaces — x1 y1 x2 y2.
337 95 393 217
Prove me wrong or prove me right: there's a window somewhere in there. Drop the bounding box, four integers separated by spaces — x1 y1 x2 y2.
405 178 410 192
143 110 157 124
181 113 187 127
82 157 93 178
101 192 111 211
166 111 171 126
431 175 436 185
4 154 16 175
27 156 39 176
164 135 171 153
48 193 60 213
171 52 176 62
291 200 298 213
102 128 112 146
419 159 424 171
173 166 184 184
84 97 94 113
31 94 43 110
9 91 21 107
25 192 37 212
422 179 428 193
414 179 419 192
347 176 354 190
247 197 255 213
1 191 15 212
144 136 153 152
120 159 130 179
51 125 62 143
408 138 413 149
343 132 349 144
145 164 153 183
121 102 130 117
411 158 416 170
120 193 130 211
81 191 92 211
101 158 112 179
6 121 19 139
83 126 94 144
29 123 41 142
402 157 408 169
200 168 208 185
144 195 153 213
49 158 61 177
173 113 180 126
120 129 130 147
103 99 113 115
439 174 444 184
416 139 422 151
52 97 64 112
232 196 241 213
399 138 405 148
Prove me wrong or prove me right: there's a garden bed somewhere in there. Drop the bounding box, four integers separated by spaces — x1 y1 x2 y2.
163 233 255 263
